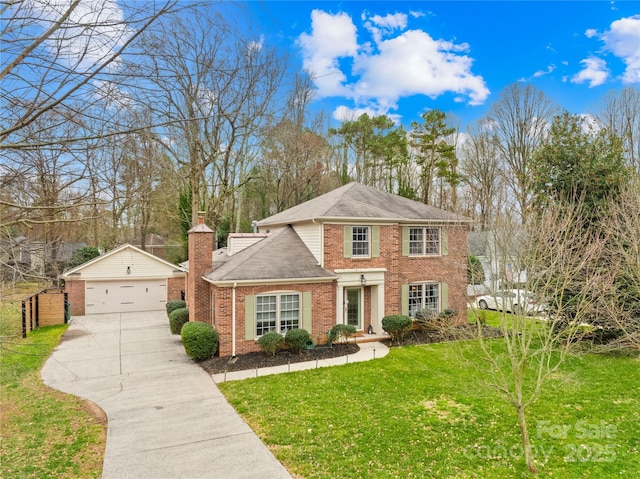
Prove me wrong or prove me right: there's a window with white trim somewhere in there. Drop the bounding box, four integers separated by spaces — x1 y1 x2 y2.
409 227 440 255
352 226 370 257
256 293 300 336
408 283 439 317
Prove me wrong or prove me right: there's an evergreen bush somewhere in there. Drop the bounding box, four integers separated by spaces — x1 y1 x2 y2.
257 331 284 356
330 324 357 343
181 321 219 360
381 315 413 342
169 307 189 335
166 300 187 316
284 328 311 354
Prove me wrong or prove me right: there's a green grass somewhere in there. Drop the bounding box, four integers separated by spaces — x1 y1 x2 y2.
220 340 640 478
1 289 105 479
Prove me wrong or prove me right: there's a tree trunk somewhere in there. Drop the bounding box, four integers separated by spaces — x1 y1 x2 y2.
516 404 538 473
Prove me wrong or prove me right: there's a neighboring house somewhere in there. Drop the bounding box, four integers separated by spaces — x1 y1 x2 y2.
0 236 86 280
60 244 185 316
128 233 169 260
467 230 528 296
184 182 471 357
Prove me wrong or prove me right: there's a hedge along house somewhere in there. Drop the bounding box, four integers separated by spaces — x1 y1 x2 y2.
61 244 185 316
184 182 471 357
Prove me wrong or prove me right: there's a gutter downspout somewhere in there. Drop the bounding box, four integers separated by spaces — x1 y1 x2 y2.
232 282 237 357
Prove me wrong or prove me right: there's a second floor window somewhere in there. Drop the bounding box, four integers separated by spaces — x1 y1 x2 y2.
409 227 440 255
352 226 370 257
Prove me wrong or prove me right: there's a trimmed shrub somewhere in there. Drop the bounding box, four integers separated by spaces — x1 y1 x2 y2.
284 328 311 354
166 300 187 316
382 315 412 342
258 331 284 356
181 321 219 360
330 324 357 343
169 307 189 335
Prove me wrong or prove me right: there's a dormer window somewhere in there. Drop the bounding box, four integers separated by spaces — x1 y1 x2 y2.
351 226 370 257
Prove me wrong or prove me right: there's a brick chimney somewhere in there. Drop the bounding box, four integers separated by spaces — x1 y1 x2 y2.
186 213 214 325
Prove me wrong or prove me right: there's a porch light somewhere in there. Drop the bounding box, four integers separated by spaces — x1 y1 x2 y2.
127 266 131 275
360 274 366 285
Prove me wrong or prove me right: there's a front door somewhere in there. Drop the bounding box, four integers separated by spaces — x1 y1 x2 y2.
345 287 362 330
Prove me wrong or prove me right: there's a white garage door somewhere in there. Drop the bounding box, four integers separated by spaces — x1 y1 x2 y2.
85 280 167 314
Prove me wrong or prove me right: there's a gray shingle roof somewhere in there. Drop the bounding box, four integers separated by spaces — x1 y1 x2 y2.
258 182 470 227
204 226 336 283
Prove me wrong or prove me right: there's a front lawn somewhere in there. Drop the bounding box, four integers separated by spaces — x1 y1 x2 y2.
220 340 639 478
0 289 105 479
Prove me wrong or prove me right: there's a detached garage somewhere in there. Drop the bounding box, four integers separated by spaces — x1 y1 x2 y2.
61 244 185 316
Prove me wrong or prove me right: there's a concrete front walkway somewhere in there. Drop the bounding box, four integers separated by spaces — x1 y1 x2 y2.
41 312 291 479
213 340 389 383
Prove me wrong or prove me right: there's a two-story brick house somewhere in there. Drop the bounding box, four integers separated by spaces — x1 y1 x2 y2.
184 182 470 357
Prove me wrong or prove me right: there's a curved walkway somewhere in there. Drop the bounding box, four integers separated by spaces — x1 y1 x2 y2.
41 312 292 479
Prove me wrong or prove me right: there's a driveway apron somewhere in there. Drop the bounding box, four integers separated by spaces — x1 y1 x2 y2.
41 312 291 479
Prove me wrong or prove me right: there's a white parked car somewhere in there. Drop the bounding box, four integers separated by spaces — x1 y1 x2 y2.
475 289 546 316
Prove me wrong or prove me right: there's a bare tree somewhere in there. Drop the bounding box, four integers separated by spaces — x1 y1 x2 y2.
602 176 640 350
460 119 503 230
469 199 612 473
129 7 285 229
488 83 560 223
1 0 179 150
595 87 640 174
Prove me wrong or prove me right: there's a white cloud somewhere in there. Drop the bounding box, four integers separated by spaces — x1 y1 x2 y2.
297 10 359 98
571 57 610 87
298 10 489 119
26 0 133 71
585 29 598 39
365 13 408 44
579 113 601 134
533 64 556 78
369 12 408 30
600 15 640 83
93 79 134 110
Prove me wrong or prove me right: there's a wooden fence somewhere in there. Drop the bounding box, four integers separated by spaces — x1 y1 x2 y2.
22 288 69 338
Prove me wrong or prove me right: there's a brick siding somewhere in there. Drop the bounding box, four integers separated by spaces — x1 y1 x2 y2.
213 282 336 357
167 276 185 302
186 223 213 326
195 221 468 357
65 280 85 316
323 223 468 324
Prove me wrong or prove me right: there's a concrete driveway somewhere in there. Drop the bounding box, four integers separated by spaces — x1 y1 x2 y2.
41 312 291 479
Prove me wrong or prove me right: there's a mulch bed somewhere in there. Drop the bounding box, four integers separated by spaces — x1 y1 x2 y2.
198 324 502 375
199 342 360 374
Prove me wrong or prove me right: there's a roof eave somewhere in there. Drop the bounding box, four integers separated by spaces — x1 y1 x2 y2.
203 276 337 287
261 216 471 227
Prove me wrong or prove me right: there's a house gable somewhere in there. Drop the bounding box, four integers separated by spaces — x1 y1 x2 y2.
61 244 184 280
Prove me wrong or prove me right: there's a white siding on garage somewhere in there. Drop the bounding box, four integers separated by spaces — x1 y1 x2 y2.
293 222 322 264
78 248 177 279
86 279 167 314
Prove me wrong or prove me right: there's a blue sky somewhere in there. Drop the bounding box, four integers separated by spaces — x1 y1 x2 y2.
246 1 640 130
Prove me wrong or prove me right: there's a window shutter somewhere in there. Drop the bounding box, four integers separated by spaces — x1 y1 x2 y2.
401 284 409 316
402 227 409 256
441 283 449 311
245 295 256 340
343 225 352 258
302 292 312 333
441 228 448 256
371 225 380 257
